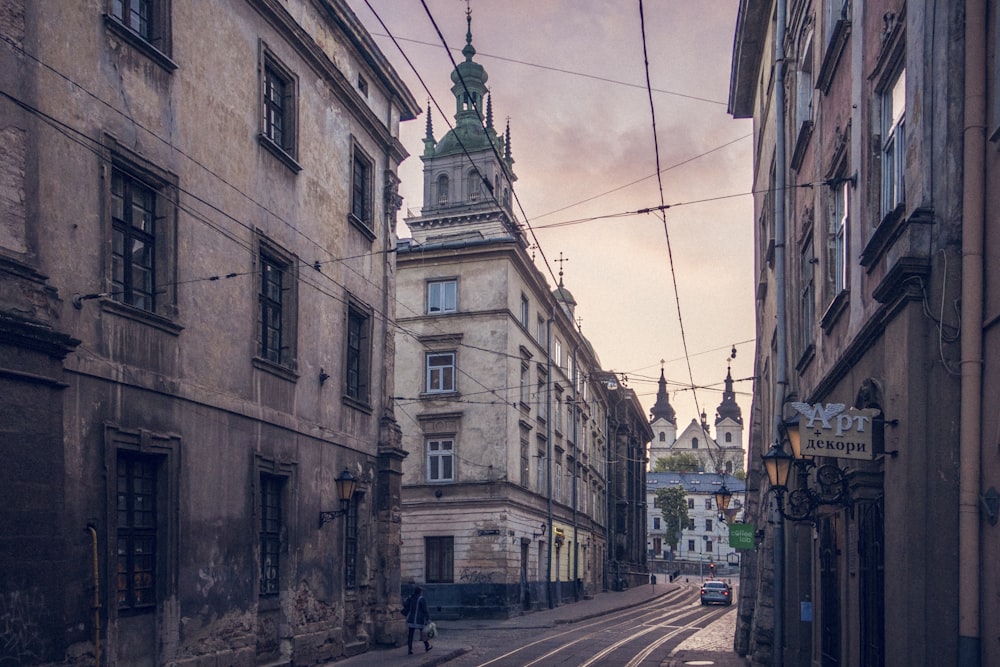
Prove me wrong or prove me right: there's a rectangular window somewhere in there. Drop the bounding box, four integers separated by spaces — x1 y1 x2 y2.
537 450 545 493
425 352 456 393
653 517 661 530
537 316 545 346
351 147 373 230
536 372 547 421
426 536 454 583
427 437 454 482
830 181 848 294
520 362 530 406
800 236 815 351
880 69 906 219
520 429 530 486
555 462 563 501
259 253 286 365
688 518 695 530
345 304 371 404
259 474 282 596
705 498 713 510
687 498 695 509
554 391 564 433
111 0 154 40
259 48 298 170
111 168 156 312
117 453 158 611
554 339 563 369
706 540 713 553
705 518 713 531
345 494 359 588
688 539 696 552
428 280 457 314
520 294 530 327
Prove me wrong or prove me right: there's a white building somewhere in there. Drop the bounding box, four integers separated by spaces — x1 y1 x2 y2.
646 472 746 575
648 366 746 476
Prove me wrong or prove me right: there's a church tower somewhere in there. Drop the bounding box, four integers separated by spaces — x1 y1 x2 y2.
404 8 523 246
713 365 744 474
648 366 677 467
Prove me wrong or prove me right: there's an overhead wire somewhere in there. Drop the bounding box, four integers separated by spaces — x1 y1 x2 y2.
637 0 705 432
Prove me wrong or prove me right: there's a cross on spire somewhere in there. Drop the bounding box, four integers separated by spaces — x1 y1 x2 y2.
556 252 569 284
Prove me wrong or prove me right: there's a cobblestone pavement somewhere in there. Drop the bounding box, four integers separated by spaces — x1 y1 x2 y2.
325 583 747 667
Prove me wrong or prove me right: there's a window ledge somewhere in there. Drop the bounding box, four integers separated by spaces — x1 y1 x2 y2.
100 298 183 336
820 290 849 333
348 214 376 241
420 391 460 400
103 15 177 72
790 121 813 171
252 356 299 382
816 19 850 94
342 395 373 414
258 134 302 173
795 343 816 374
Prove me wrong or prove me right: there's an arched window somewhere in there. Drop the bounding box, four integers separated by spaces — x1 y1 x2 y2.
658 432 666 442
692 438 699 449
725 461 733 473
436 174 449 205
467 170 480 202
725 432 732 443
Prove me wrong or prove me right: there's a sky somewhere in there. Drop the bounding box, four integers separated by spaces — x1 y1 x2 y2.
349 0 756 440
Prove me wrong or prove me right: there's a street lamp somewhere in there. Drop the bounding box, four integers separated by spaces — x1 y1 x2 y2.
715 479 734 524
319 467 358 526
764 417 852 522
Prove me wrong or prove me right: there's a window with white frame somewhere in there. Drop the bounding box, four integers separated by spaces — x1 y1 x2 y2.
428 279 457 314
467 169 481 202
350 146 374 233
880 68 906 219
795 33 814 133
427 437 454 482
425 352 456 393
520 294 530 328
520 361 530 406
537 316 545 345
829 180 848 296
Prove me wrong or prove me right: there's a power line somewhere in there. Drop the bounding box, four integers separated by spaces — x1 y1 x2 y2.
367 32 727 106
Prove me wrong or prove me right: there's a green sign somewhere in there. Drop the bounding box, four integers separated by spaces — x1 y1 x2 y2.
729 523 756 550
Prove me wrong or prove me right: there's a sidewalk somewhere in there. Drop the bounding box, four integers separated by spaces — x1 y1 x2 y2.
324 583 747 667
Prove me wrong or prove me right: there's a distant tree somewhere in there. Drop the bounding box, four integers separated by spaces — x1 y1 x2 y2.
655 486 689 552
653 452 701 473
733 469 746 481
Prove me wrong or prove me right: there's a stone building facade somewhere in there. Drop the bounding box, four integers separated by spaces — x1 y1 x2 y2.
393 13 650 618
0 1 418 664
729 1 987 666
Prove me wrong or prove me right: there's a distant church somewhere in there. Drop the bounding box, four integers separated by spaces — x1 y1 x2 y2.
647 366 745 475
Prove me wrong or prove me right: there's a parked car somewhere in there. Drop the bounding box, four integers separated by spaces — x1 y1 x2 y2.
700 580 733 606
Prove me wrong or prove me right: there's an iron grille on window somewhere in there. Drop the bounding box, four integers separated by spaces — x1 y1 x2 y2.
117 453 157 610
111 168 156 312
260 475 282 595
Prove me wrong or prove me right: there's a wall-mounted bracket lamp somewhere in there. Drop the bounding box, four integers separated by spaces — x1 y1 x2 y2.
318 468 357 527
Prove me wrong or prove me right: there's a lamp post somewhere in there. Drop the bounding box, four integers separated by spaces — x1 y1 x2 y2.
319 467 358 526
715 479 733 524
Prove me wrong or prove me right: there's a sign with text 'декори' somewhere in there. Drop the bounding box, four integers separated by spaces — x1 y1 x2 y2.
792 402 882 461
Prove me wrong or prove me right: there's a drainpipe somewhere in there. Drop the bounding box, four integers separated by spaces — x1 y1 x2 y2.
87 525 100 667
771 0 788 665
571 347 580 600
546 312 554 608
959 1 985 663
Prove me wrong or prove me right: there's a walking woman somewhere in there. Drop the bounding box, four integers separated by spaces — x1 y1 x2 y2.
403 586 432 654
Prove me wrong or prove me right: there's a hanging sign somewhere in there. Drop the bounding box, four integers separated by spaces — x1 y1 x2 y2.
791 403 881 461
729 523 756 550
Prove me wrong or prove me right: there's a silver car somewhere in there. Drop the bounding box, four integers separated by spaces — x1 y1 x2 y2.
699 580 733 606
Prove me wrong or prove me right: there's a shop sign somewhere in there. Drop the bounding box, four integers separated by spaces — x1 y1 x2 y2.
792 402 881 461
729 523 756 550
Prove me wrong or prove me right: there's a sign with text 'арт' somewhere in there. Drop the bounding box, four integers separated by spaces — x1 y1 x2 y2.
791 402 882 461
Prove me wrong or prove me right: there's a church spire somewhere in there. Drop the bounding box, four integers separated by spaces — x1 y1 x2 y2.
649 364 677 424
504 117 514 166
714 364 743 425
422 101 436 157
